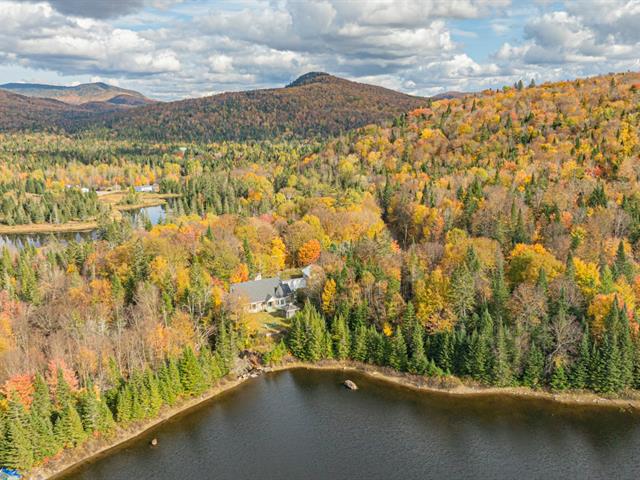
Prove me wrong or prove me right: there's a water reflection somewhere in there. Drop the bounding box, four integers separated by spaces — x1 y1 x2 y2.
63 369 640 480
0 204 168 251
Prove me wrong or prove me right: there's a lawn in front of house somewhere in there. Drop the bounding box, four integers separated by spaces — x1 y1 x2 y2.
243 311 290 337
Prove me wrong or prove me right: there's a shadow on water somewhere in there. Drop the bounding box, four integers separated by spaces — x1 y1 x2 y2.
63 369 640 480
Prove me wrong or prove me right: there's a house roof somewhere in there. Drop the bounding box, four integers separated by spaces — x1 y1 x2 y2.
230 277 281 303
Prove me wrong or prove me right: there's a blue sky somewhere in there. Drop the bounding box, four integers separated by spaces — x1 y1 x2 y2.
1 0 639 100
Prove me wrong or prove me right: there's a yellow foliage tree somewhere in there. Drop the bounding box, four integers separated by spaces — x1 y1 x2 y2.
507 243 564 285
573 258 600 298
271 237 287 272
414 269 455 332
230 263 250 284
0 311 13 355
587 293 616 337
321 278 337 315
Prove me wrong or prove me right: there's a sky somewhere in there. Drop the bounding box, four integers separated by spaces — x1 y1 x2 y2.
1 0 639 100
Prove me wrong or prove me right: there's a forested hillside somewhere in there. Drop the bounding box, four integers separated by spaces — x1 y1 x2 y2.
0 89 145 133
0 73 427 141
2 71 640 473
0 90 86 131
0 82 150 106
81 72 427 141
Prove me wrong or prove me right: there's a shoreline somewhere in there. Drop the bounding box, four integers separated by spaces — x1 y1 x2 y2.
0 222 97 235
297 361 640 411
33 360 640 479
37 375 251 480
0 193 179 235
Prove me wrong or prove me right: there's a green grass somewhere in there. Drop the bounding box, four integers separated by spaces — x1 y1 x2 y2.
279 268 303 280
244 311 290 336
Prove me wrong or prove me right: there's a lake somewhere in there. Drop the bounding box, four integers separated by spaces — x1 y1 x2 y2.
0 205 167 251
61 369 640 480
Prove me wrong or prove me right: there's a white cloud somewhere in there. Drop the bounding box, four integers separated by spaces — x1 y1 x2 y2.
18 0 184 19
2 0 639 100
491 1 640 86
0 1 180 76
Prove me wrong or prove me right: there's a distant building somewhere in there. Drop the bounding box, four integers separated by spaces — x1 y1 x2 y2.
134 184 157 193
230 267 311 317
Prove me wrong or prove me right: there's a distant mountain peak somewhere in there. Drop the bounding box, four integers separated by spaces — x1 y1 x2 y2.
0 72 428 140
0 81 149 105
286 72 334 88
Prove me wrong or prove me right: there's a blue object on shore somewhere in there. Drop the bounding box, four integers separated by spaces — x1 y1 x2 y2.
0 468 22 480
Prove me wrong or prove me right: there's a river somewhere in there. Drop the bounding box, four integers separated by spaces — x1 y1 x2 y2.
0 205 167 250
61 369 640 480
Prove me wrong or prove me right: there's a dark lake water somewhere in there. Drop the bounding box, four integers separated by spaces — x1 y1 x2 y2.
62 369 640 480
0 205 167 250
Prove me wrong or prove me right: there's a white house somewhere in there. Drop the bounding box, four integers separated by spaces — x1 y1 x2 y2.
230 267 311 318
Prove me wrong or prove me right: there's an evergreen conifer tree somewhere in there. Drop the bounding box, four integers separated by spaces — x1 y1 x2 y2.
401 302 417 345
490 260 509 320
115 385 133 423
78 386 101 434
29 373 58 460
407 323 429 375
613 241 634 281
618 309 633 389
302 304 327 362
97 395 116 435
158 362 176 406
0 392 34 471
436 330 455 374
54 402 86 448
522 343 545 388
179 347 206 396
55 368 73 410
597 304 623 393
550 362 569 391
388 327 408 371
351 325 368 362
571 328 591 389
144 370 163 417
492 322 512 386
287 314 306 359
632 336 640 390
365 326 383 365
168 357 184 397
331 314 351 361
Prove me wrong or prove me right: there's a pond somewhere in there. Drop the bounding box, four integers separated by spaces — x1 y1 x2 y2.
0 205 168 251
61 369 640 480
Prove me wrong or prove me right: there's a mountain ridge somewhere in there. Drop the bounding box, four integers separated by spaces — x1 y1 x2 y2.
0 73 458 140
0 81 151 106
77 72 430 141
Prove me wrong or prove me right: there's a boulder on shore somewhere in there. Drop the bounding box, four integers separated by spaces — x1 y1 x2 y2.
343 380 358 390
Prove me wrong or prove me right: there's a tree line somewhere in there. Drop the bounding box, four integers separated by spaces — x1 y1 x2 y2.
0 320 238 472
288 295 640 394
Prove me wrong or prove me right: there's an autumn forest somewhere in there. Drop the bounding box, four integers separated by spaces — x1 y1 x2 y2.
2 71 640 473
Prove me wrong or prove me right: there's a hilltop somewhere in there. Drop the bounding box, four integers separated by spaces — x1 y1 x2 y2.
0 89 87 131
80 72 428 141
0 81 152 106
0 73 430 140
0 82 154 131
